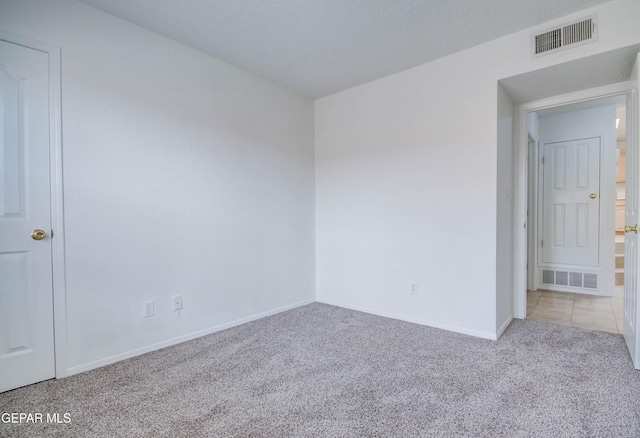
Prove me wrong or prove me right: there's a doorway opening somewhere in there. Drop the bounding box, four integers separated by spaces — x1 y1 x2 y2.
506 46 640 368
526 95 627 333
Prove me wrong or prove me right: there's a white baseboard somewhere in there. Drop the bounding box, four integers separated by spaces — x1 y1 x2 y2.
536 284 616 297
496 316 514 339
316 298 498 340
66 297 504 377
65 298 315 377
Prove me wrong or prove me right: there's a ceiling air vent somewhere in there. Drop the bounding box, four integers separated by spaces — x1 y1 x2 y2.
531 15 597 57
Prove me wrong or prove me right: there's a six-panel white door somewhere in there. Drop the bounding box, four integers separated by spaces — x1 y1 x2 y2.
541 137 601 267
0 39 55 392
624 54 640 370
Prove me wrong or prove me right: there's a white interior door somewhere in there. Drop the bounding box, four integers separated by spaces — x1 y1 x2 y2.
0 39 55 391
624 54 640 370
541 138 601 267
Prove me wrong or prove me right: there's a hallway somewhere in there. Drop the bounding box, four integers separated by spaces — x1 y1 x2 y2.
527 288 624 334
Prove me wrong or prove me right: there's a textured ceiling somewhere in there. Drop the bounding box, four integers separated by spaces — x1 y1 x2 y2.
76 0 611 98
500 44 640 104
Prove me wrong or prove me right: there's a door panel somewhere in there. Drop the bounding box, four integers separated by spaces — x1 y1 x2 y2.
0 39 54 392
624 53 640 370
541 138 600 267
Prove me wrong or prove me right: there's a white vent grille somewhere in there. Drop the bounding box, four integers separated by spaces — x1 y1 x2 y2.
556 271 568 286
543 270 554 284
541 269 598 291
570 272 582 288
563 19 594 46
584 273 598 289
535 29 562 54
532 15 597 56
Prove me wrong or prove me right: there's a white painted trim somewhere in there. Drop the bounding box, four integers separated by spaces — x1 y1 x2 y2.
317 298 499 340
527 135 538 292
522 82 633 113
534 283 614 296
512 107 527 319
496 316 514 339
66 299 315 376
0 29 67 378
514 81 635 319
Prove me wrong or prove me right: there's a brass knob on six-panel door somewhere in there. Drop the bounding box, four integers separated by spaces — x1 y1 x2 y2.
590 193 597 199
31 229 46 240
625 225 638 234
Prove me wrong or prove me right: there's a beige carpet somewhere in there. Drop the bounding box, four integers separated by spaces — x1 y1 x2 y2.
1 303 640 437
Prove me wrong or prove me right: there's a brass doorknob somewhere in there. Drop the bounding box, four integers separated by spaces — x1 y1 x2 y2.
625 225 638 234
31 229 46 240
590 193 597 199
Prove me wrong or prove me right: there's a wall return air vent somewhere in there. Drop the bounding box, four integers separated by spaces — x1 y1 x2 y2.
531 15 597 57
542 269 598 290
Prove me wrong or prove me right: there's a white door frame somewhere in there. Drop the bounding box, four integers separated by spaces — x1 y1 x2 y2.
513 81 634 319
0 29 67 379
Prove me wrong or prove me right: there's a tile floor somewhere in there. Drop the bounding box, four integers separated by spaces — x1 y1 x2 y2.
527 287 624 334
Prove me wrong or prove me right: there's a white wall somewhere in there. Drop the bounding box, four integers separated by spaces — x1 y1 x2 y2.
315 0 640 339
0 0 315 373
2 0 638 374
497 84 514 334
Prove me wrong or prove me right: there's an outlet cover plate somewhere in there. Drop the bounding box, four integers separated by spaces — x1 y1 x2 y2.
143 300 154 318
172 295 183 311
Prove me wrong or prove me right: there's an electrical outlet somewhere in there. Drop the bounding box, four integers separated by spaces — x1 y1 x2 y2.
143 300 154 318
172 295 183 311
410 283 418 295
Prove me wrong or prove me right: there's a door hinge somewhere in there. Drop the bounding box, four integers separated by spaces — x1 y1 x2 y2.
541 239 544 247
51 229 54 239
541 156 545 164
